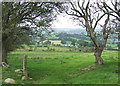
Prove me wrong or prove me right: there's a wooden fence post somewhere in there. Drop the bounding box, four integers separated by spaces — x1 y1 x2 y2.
23 54 27 80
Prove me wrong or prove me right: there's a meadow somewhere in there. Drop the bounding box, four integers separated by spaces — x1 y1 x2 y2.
2 46 118 84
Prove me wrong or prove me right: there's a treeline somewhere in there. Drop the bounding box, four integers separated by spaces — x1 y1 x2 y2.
56 33 91 41
33 32 118 49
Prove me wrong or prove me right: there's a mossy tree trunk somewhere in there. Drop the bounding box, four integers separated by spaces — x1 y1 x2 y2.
2 45 8 64
94 47 104 64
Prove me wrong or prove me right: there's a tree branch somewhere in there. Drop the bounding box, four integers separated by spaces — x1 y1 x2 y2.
77 0 85 16
66 11 83 17
93 13 106 30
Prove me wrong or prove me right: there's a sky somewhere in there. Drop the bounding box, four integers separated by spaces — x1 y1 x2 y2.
52 13 82 29
51 0 115 29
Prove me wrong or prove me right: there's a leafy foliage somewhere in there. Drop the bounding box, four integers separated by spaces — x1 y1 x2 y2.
61 39 66 44
44 40 51 45
71 39 76 46
2 2 63 63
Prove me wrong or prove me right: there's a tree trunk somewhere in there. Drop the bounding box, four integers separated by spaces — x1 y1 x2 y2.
2 46 8 64
47 46 50 51
94 47 104 64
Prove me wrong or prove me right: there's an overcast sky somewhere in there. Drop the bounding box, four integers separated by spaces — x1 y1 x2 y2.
51 0 115 29
52 13 82 29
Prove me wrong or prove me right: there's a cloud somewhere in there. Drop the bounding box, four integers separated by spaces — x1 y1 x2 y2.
52 13 81 28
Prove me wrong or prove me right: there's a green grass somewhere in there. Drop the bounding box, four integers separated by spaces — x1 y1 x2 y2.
2 46 118 84
106 39 118 49
66 41 71 44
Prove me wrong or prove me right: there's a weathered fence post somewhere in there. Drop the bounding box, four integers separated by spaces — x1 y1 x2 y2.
23 54 27 80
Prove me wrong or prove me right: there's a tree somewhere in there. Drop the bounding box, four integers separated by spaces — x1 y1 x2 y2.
44 40 51 50
78 39 94 47
97 0 120 42
44 40 51 45
2 2 62 65
64 0 118 64
97 0 120 21
78 39 84 47
61 39 66 44
71 39 76 46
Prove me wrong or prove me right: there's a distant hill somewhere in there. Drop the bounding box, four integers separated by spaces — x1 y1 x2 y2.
53 28 102 34
32 27 118 49
53 28 87 34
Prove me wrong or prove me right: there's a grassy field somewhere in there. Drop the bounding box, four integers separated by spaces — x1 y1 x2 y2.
2 46 118 84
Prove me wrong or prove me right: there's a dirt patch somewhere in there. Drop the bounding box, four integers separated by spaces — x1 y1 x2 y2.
79 64 96 72
68 64 96 77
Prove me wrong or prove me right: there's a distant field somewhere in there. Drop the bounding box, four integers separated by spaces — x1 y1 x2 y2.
19 45 78 52
44 32 118 49
2 46 118 84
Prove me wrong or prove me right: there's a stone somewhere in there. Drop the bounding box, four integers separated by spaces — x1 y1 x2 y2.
17 74 22 77
91 64 96 66
21 76 26 80
4 78 15 84
88 66 93 68
29 77 33 80
15 69 22 73
2 62 10 68
88 64 96 68
80 68 90 71
21 83 25 85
